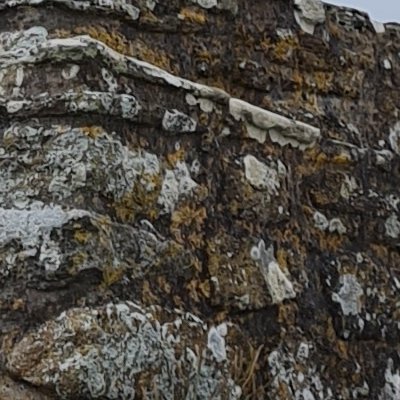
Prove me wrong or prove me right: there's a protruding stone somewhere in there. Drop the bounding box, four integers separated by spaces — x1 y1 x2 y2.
294 0 325 35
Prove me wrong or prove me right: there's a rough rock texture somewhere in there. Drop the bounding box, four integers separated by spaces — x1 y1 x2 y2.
0 0 399 399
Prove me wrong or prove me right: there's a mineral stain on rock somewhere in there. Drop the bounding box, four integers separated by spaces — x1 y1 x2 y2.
0 0 400 399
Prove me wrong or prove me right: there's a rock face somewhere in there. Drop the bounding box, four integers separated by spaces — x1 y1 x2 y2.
0 0 399 399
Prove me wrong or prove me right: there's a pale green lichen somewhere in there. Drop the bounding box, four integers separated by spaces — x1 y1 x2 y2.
7 302 241 400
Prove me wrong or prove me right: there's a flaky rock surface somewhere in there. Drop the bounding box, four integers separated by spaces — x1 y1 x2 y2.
0 1 399 399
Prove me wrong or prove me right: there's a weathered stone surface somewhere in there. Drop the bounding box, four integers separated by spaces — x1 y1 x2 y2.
0 1 400 399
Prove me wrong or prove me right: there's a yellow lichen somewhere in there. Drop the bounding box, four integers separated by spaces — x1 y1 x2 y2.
276 248 288 270
170 205 207 247
178 7 206 24
74 229 92 244
272 36 299 62
313 71 334 93
80 126 103 139
69 252 89 275
114 173 162 222
166 147 186 167
331 152 352 165
74 26 130 55
101 265 125 288
129 40 176 73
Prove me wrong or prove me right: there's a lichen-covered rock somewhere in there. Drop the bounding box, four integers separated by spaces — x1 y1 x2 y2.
7 302 241 399
1 1 400 399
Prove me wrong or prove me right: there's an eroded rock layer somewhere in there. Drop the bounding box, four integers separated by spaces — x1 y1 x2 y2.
0 0 399 399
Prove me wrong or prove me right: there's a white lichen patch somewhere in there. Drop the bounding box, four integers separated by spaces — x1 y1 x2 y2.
332 274 363 316
243 155 280 196
328 218 347 235
340 175 358 200
251 240 296 304
61 64 80 80
101 67 118 92
191 0 238 13
162 109 197 133
0 205 88 248
385 214 400 239
1 123 160 203
313 211 347 234
268 346 333 400
294 0 326 35
0 204 88 274
389 122 400 155
158 161 198 213
207 323 228 363
380 359 400 400
313 211 329 231
1 89 141 120
7 302 241 400
192 0 217 8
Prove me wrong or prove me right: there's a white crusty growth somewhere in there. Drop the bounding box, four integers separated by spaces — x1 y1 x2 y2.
251 240 296 304
243 155 280 197
332 274 363 316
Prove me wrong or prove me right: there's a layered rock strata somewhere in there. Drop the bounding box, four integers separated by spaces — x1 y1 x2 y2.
0 0 400 399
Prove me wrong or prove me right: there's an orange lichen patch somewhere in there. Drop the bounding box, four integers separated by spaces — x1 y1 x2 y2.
276 248 288 270
73 229 92 245
336 340 349 359
166 147 185 167
314 71 334 93
68 252 88 275
316 230 344 251
170 205 207 248
72 26 176 72
278 303 297 325
129 40 176 73
80 126 103 139
292 69 304 89
178 7 206 24
11 298 25 311
297 148 352 177
141 280 159 304
114 174 161 222
157 276 172 294
139 9 159 24
331 152 352 165
369 243 389 260
310 190 332 207
186 279 201 302
259 37 272 52
101 265 125 288
53 28 72 38
198 280 211 298
74 26 130 55
272 36 299 62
